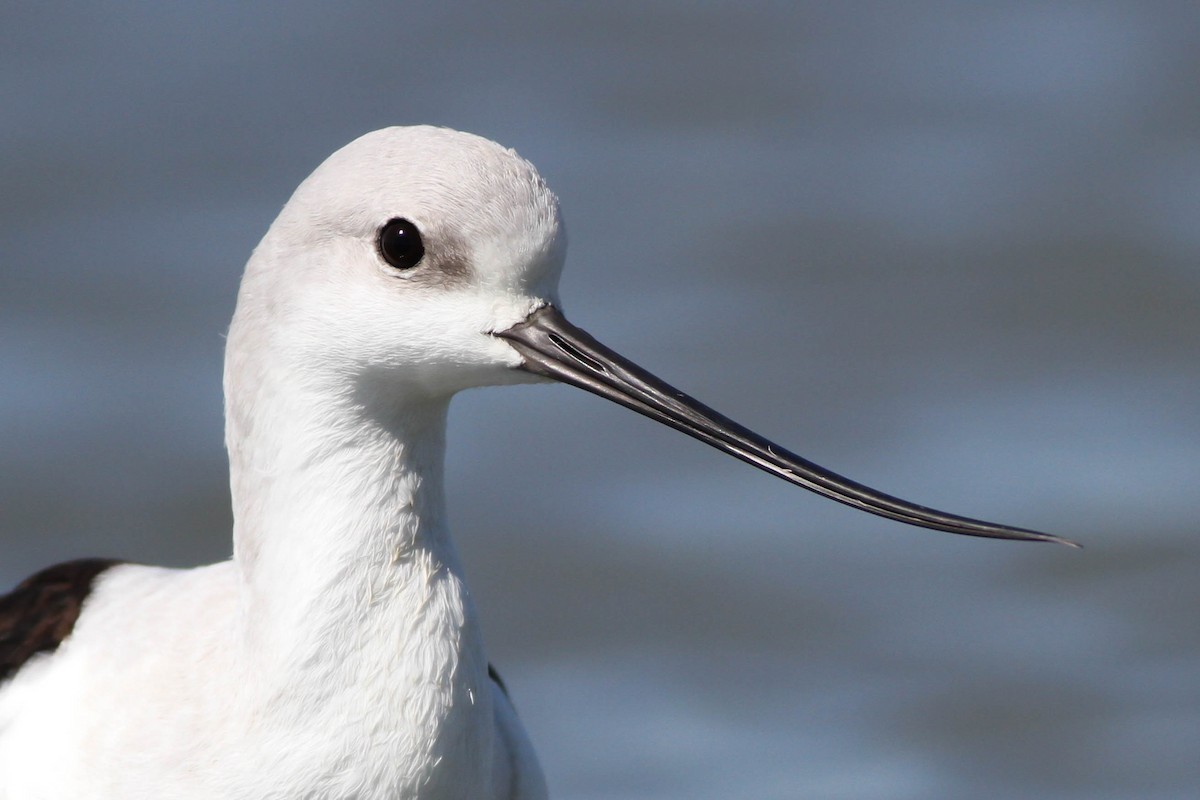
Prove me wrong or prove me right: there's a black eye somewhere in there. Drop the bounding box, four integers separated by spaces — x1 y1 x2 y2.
377 218 425 270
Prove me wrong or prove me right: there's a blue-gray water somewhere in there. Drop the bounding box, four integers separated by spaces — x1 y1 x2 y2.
2 4 1197 797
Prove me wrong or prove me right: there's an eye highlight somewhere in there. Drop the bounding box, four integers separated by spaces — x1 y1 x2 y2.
377 218 425 271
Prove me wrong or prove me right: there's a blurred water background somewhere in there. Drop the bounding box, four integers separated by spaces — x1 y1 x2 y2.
2 4 1197 798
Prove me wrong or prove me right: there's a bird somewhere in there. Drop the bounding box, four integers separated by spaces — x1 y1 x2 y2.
0 126 1074 799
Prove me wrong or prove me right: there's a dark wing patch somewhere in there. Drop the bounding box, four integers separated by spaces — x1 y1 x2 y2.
488 662 510 699
0 558 121 682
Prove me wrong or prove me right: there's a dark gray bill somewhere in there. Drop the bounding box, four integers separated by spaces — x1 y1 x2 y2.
497 305 1076 547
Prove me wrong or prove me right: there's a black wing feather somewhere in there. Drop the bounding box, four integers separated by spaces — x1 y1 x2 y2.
0 558 121 682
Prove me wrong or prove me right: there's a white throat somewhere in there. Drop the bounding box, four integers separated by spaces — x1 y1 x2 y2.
222 340 493 793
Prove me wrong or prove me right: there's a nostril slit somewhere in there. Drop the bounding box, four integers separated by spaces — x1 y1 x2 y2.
548 333 607 374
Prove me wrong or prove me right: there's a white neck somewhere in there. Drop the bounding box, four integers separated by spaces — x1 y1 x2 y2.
223 358 492 793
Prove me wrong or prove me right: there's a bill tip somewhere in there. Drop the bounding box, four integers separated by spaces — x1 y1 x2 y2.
1038 532 1082 549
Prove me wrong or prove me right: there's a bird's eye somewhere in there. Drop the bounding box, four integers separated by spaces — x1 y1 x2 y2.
377 218 425 270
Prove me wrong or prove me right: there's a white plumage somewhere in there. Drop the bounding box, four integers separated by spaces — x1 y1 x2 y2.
1 127 556 799
0 124 1066 800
